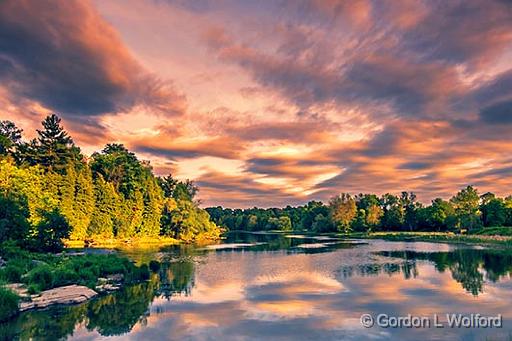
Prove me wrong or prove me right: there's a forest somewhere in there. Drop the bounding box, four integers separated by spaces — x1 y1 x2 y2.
207 188 512 234
0 115 220 252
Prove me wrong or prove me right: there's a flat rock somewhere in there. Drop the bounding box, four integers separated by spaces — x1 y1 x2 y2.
3 283 30 298
20 285 97 312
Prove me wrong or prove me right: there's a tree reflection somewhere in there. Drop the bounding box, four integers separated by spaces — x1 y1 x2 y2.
375 249 512 296
0 257 196 340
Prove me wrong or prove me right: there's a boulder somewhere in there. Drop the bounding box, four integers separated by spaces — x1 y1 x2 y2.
20 285 97 312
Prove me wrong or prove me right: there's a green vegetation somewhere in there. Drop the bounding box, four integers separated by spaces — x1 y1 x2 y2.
0 287 19 322
0 243 151 294
207 189 512 237
0 115 220 252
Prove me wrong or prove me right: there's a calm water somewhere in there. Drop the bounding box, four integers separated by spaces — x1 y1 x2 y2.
2 232 512 341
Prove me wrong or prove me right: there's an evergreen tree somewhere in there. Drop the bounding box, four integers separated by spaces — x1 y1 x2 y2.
0 120 23 156
36 114 82 172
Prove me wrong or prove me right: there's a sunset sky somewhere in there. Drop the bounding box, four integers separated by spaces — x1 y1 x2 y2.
1 0 512 207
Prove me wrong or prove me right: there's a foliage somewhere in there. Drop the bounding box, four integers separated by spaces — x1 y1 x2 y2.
0 287 19 322
207 186 512 236
329 193 356 233
32 209 71 252
450 186 481 231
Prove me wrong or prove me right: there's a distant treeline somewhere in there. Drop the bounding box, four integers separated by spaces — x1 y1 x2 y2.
0 115 220 252
207 189 512 233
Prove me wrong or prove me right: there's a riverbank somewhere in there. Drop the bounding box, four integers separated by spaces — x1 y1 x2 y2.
0 243 160 322
63 236 180 249
343 231 512 247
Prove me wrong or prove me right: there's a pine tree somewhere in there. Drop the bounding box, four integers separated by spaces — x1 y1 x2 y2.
0 120 23 156
36 114 82 172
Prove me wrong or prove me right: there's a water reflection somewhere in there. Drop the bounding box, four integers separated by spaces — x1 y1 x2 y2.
2 234 512 340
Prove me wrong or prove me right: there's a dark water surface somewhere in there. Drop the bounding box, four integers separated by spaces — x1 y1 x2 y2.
2 232 512 340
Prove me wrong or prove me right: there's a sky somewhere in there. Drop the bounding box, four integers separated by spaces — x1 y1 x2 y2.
1 0 512 208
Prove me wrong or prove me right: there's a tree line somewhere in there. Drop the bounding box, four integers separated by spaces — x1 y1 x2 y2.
207 187 512 233
0 115 220 251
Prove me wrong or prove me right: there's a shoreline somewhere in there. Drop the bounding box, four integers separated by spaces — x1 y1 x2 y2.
340 231 512 248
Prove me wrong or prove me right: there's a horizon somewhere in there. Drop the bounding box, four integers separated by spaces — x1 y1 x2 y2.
1 0 512 208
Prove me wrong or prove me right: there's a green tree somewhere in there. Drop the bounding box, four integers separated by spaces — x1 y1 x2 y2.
35 114 82 172
69 167 95 240
90 144 145 198
277 216 292 231
88 176 117 239
33 208 71 252
381 194 404 230
481 197 506 227
423 198 455 231
0 193 30 243
450 186 481 231
0 120 23 156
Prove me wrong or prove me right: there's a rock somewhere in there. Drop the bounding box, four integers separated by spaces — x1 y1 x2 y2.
107 274 124 283
31 260 48 266
19 285 97 312
95 283 121 293
3 283 30 298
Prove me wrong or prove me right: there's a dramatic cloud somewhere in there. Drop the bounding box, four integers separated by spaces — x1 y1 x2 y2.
2 0 512 207
0 0 185 120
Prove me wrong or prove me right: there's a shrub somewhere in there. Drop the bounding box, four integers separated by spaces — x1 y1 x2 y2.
27 265 54 291
149 260 160 273
3 265 23 282
53 268 80 287
0 287 19 321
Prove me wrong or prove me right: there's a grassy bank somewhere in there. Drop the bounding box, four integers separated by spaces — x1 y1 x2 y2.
63 236 180 249
342 231 512 247
0 242 160 321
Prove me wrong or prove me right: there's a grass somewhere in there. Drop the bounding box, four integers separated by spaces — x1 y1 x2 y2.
343 231 512 247
470 226 512 236
0 243 151 294
0 287 19 322
64 236 180 249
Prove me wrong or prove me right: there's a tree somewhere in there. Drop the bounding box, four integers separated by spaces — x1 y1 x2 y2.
401 192 420 231
277 216 292 231
88 176 117 239
69 167 95 240
450 186 481 231
481 197 506 227
158 174 178 198
90 144 146 198
381 194 404 230
35 114 82 172
33 208 71 252
423 198 455 231
0 193 30 243
329 193 357 233
366 204 383 231
0 120 23 156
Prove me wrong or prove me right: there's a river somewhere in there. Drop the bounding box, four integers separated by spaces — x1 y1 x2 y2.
2 232 512 340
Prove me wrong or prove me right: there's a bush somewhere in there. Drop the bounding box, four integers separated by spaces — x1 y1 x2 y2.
149 260 160 273
0 287 19 321
3 265 23 282
27 265 54 291
53 267 80 287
